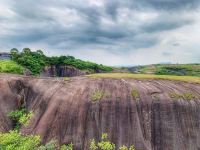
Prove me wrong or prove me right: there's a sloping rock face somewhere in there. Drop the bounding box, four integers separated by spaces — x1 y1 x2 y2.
41 65 86 77
1 74 200 150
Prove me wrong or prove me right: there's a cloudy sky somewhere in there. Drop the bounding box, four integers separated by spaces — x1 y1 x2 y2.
0 0 200 66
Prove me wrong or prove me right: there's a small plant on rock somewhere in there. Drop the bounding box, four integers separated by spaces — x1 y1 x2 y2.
91 90 104 102
131 88 140 100
8 109 33 130
119 145 136 150
89 133 115 150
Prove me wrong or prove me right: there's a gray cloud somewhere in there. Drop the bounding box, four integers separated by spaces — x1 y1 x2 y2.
0 0 200 65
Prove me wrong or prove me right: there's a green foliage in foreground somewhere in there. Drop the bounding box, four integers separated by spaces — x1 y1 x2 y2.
8 109 33 130
0 132 135 150
10 48 113 75
0 60 24 74
0 130 40 150
0 131 72 150
89 133 135 150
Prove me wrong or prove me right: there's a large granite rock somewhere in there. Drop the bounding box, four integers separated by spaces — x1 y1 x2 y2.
0 74 200 150
41 65 86 77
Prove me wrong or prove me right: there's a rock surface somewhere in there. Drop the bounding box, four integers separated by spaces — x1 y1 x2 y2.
0 73 200 150
41 65 86 77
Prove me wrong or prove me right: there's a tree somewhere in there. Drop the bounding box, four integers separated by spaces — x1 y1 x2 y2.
10 48 19 60
22 48 31 54
36 50 44 56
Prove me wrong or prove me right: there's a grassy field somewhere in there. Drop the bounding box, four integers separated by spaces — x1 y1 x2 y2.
0 60 24 74
129 64 200 77
88 73 200 84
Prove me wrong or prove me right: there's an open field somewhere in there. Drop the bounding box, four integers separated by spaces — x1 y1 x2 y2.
88 73 200 84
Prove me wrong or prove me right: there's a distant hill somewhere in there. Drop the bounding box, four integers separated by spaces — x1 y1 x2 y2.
128 64 200 77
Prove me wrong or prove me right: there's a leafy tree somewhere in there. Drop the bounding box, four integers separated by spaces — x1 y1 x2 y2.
10 48 19 61
22 48 31 54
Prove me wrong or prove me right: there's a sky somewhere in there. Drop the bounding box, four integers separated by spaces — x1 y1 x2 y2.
0 0 200 66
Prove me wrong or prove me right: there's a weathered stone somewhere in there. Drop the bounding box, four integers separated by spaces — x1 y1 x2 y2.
0 74 200 150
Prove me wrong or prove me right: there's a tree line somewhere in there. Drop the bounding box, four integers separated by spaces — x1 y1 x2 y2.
10 48 113 75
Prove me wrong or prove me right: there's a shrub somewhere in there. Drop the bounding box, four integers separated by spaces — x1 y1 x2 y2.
89 133 136 150
169 92 196 100
89 133 115 150
131 88 140 100
8 109 33 130
37 140 59 150
119 145 136 150
91 90 104 101
0 60 24 74
0 130 40 150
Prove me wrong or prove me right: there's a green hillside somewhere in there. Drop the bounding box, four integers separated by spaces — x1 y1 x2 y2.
129 64 200 77
10 48 113 75
0 60 24 74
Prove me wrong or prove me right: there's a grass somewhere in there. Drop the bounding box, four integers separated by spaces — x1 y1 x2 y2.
88 73 200 84
91 90 104 102
132 64 200 77
0 60 24 74
131 88 140 100
169 92 196 100
64 77 70 81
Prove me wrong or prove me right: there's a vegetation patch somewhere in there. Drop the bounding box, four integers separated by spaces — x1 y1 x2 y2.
89 73 200 84
0 60 24 74
169 92 196 100
8 109 33 130
183 93 196 100
0 130 41 150
10 48 113 75
64 77 70 81
0 131 72 150
91 90 104 102
89 133 135 150
131 88 140 100
130 64 200 77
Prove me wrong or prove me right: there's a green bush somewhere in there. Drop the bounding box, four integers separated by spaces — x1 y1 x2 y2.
0 60 24 74
8 109 33 130
37 140 59 150
89 133 136 150
89 133 115 150
131 88 140 100
119 145 135 150
0 130 40 150
91 90 104 102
